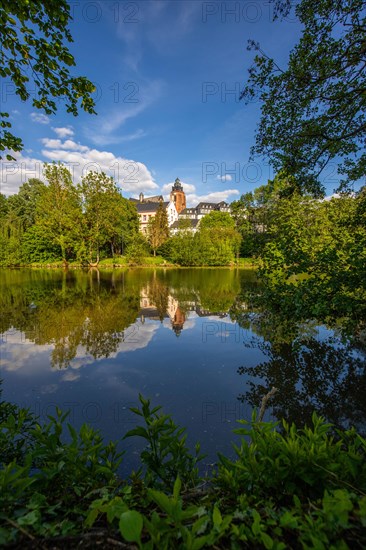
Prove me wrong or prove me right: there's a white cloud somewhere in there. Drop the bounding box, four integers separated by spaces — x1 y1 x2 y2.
120 129 147 142
1 152 46 195
217 174 232 182
185 189 239 207
88 129 147 147
1 137 158 195
52 127 74 138
30 112 50 124
41 138 89 152
40 141 158 194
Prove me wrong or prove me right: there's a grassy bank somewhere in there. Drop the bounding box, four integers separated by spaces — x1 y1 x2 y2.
1 257 259 269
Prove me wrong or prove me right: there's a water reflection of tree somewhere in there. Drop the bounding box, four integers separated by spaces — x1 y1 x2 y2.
146 279 170 322
0 270 141 368
166 269 242 314
237 336 366 433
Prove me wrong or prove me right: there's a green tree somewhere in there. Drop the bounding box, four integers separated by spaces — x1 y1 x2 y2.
79 171 136 264
242 0 366 194
0 192 24 264
147 202 169 256
0 194 8 218
0 0 96 159
231 173 304 257
165 220 198 266
36 163 82 264
21 224 60 263
198 212 241 266
125 233 149 266
112 199 139 257
10 178 46 231
199 210 235 230
258 191 366 330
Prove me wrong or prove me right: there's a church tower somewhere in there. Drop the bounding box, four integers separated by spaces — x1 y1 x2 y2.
170 177 186 214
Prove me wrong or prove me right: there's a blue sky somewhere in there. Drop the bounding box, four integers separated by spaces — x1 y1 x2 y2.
2 0 337 205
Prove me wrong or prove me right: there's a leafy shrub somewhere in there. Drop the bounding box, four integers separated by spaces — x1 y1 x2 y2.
124 394 204 491
216 411 366 503
1 395 366 548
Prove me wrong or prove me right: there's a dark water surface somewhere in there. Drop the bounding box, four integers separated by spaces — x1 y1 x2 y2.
1 268 365 472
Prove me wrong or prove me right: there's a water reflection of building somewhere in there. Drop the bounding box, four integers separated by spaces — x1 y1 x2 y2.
171 306 185 337
139 287 228 336
139 287 185 336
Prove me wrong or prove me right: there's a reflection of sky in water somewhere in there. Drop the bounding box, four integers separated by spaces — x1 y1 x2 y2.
1 314 267 473
1 268 364 474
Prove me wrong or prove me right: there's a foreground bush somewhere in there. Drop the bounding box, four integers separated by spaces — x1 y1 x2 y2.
1 394 365 548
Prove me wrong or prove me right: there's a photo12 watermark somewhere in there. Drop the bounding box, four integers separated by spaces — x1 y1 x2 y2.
202 161 273 185
201 1 297 24
69 1 140 24
1 80 139 106
0 159 142 188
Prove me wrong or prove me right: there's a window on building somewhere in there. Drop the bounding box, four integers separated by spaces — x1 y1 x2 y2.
143 215 147 221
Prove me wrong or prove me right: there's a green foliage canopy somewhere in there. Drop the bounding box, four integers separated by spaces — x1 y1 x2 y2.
36 164 83 263
242 0 366 194
0 0 96 159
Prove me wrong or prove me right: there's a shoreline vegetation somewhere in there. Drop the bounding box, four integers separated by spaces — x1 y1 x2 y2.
1 169 364 336
0 257 259 270
1 392 365 549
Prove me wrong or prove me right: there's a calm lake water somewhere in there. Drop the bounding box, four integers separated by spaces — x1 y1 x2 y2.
1 268 365 473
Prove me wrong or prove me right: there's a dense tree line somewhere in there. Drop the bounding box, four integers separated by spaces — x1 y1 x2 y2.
0 164 139 266
0 165 242 267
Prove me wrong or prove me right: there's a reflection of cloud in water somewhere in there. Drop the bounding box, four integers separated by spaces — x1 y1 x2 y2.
65 321 160 367
116 321 159 353
61 371 80 382
40 383 58 394
0 322 161 373
0 330 53 372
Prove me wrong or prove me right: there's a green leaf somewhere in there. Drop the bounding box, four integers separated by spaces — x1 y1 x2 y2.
148 489 173 515
212 506 222 528
119 510 143 544
17 510 39 526
123 426 149 440
173 476 181 501
261 532 274 549
192 535 210 550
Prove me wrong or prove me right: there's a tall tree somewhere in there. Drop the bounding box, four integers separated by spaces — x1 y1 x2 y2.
79 171 138 263
0 0 96 159
36 163 82 264
242 0 366 195
147 202 169 256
